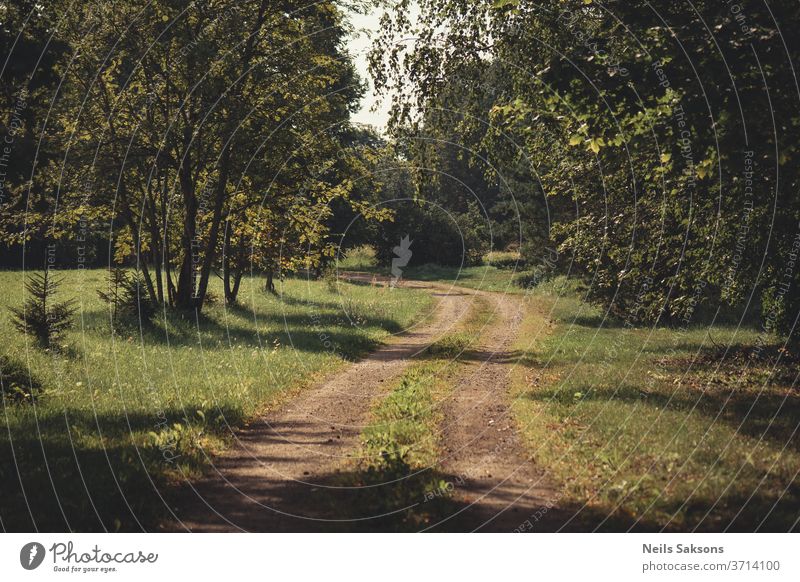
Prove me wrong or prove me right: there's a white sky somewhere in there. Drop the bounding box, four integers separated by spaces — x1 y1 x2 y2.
347 9 392 131
346 4 420 132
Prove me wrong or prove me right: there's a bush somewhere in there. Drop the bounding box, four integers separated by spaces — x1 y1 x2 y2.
0 355 43 403
10 270 76 347
337 245 377 271
484 250 524 269
97 268 155 326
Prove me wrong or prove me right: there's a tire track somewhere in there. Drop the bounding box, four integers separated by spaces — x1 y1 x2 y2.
429 291 562 532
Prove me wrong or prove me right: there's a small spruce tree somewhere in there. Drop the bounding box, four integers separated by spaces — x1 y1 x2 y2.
11 270 76 348
97 267 129 323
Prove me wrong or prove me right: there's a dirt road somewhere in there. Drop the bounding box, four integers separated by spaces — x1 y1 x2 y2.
429 291 561 532
169 280 473 531
168 280 560 532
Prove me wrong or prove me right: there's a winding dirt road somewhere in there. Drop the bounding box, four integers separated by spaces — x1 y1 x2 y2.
169 280 473 531
168 280 560 532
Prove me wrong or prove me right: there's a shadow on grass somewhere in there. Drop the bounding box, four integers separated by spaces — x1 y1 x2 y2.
167 458 798 532
552 295 763 330
525 381 800 449
4 403 796 532
168 457 618 532
416 345 539 368
0 406 245 532
77 307 399 358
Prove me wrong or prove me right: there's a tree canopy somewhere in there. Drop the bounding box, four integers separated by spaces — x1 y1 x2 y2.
372 0 800 336
1 0 382 310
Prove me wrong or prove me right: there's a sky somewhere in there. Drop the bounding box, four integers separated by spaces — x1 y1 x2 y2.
347 9 392 131
346 4 420 132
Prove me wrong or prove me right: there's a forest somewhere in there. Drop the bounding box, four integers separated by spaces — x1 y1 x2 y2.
0 0 798 533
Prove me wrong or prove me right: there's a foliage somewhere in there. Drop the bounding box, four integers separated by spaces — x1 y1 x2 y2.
373 0 800 337
0 0 381 312
373 182 489 267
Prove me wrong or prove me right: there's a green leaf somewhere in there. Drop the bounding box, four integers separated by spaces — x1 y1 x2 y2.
588 138 603 154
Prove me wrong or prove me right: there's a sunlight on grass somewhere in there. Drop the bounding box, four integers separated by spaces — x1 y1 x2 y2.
335 245 378 271
0 269 432 531
511 278 800 531
403 263 529 293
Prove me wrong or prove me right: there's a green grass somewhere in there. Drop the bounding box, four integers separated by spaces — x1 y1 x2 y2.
0 269 432 531
511 277 800 531
483 250 522 268
335 245 378 271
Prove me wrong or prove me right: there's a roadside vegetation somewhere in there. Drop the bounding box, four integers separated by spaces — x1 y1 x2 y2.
339 245 535 294
402 263 525 294
0 269 432 531
335 245 379 272
511 277 800 531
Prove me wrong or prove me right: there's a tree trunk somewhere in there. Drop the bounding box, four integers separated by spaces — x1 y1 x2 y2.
175 159 198 310
144 190 164 304
222 222 241 305
161 175 176 307
194 144 232 311
119 201 158 305
265 270 276 294
226 270 243 305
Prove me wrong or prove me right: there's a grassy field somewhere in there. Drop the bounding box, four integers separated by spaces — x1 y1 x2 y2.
511 278 800 531
3 263 796 532
0 268 432 531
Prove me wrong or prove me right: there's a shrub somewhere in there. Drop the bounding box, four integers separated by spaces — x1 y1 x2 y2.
97 268 155 326
483 250 524 269
0 355 43 403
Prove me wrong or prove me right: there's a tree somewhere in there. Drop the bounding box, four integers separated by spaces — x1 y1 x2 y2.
97 267 155 326
374 0 800 336
2 0 373 313
0 1 75 267
11 269 76 347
